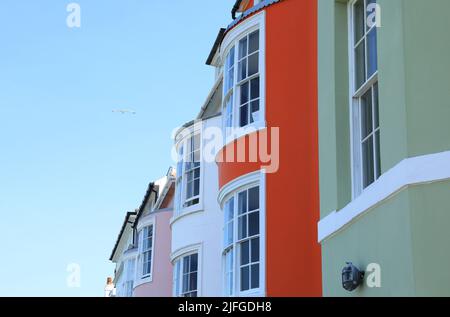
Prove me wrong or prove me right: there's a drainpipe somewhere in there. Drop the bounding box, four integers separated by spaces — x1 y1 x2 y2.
232 0 243 20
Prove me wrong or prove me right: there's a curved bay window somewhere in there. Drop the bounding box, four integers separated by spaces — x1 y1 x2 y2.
222 26 263 134
173 253 198 297
175 132 201 215
222 185 261 296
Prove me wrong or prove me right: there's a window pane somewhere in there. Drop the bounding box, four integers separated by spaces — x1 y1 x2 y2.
362 136 375 188
226 222 233 246
250 77 260 99
238 59 247 81
227 273 233 296
227 69 234 92
226 249 234 271
375 130 381 179
228 46 235 68
238 215 247 240
374 84 379 128
248 53 259 77
240 82 249 105
239 37 248 59
367 28 378 78
189 273 197 291
251 237 259 262
186 181 193 199
250 101 259 123
190 254 198 272
249 30 259 54
238 191 247 214
251 264 259 289
353 0 365 44
183 256 190 274
248 211 259 236
241 240 249 265
240 266 250 291
226 198 234 221
193 179 199 196
225 249 234 295
355 40 366 90
193 134 200 151
239 105 248 127
248 187 259 211
361 89 373 140
182 274 189 293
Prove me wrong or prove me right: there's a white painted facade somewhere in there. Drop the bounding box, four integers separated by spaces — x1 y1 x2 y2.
171 115 223 297
110 215 137 297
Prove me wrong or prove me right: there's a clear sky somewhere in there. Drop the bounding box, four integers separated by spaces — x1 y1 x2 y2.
0 0 233 297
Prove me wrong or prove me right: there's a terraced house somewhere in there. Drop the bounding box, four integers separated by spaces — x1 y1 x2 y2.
108 0 450 297
318 0 450 296
170 0 321 297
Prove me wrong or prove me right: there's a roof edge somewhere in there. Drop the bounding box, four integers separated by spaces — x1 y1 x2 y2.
206 28 226 66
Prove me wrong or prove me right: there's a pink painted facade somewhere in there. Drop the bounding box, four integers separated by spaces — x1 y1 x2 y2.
110 170 175 297
133 210 173 297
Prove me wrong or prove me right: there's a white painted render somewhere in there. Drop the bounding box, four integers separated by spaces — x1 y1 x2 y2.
318 150 450 242
170 115 223 297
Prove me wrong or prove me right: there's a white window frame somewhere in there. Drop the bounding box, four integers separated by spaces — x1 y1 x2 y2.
218 171 266 297
348 0 380 198
221 11 266 145
172 247 201 297
124 258 135 297
135 216 156 286
183 133 201 207
141 225 153 278
174 127 203 218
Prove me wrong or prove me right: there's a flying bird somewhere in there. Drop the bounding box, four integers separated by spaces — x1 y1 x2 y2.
112 109 136 115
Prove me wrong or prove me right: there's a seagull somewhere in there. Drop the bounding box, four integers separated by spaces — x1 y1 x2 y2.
112 109 136 115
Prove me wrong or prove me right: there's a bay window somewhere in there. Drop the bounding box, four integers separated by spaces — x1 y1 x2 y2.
173 253 198 297
175 133 201 215
139 225 153 278
222 26 262 133
124 258 135 297
350 0 380 196
222 185 261 296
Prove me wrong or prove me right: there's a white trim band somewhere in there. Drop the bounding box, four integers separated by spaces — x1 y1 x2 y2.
318 150 450 242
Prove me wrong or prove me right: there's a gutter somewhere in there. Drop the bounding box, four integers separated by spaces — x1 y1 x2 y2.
109 211 137 261
232 0 244 20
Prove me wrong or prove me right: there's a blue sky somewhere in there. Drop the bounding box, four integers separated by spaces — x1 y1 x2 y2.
0 0 232 297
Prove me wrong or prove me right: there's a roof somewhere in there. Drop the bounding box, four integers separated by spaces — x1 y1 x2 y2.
227 0 283 31
206 28 226 66
153 168 176 210
134 182 157 227
109 211 137 261
196 77 223 119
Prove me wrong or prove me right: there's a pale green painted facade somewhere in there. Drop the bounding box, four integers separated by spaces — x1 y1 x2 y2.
318 0 450 296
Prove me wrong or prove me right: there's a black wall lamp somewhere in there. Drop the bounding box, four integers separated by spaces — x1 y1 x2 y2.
342 262 365 292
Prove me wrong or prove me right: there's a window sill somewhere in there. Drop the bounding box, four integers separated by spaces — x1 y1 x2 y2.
223 121 267 151
134 275 153 288
238 289 265 297
170 205 204 227
318 150 450 242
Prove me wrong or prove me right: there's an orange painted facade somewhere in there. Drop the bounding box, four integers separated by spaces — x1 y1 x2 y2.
241 0 255 12
217 0 322 296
